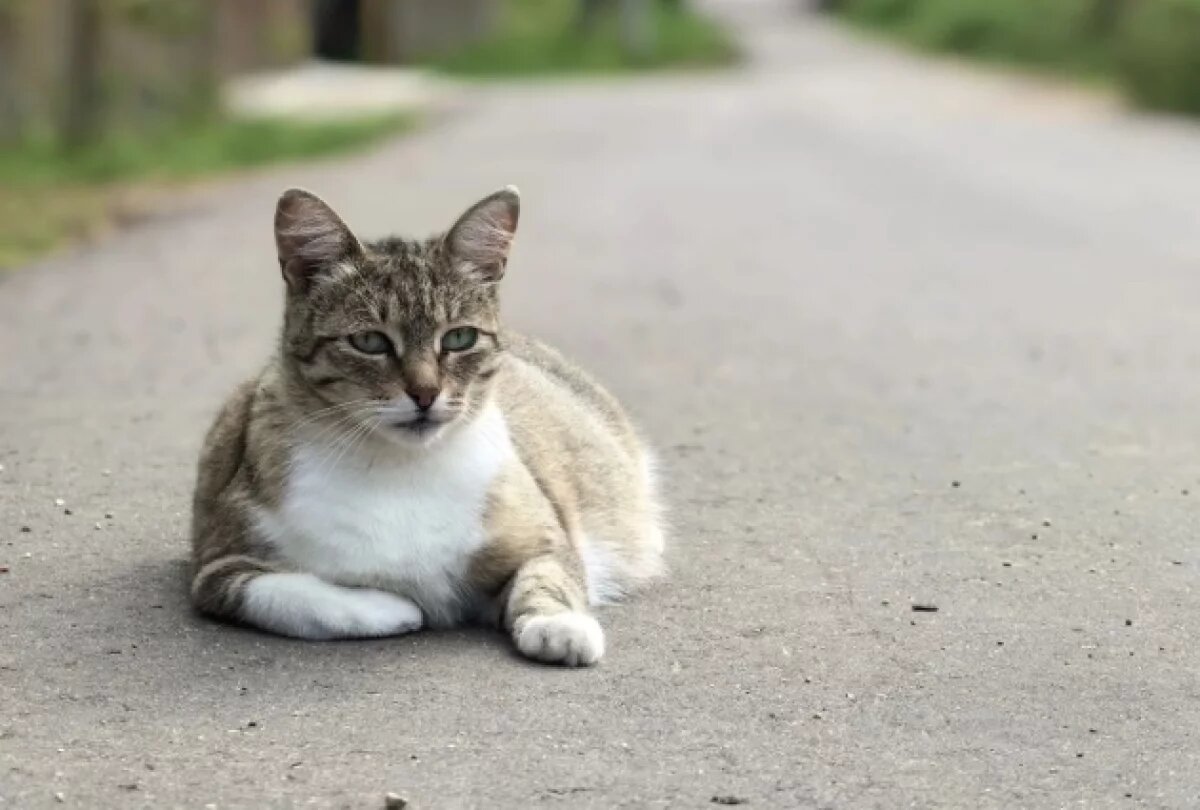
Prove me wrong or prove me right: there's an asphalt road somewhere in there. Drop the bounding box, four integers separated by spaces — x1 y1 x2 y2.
4 2 1200 807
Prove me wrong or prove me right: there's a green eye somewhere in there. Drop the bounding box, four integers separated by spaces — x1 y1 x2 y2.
441 327 479 352
348 330 392 355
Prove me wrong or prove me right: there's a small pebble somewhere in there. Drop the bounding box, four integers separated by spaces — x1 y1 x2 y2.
54 793 65 803
911 603 939 612
0 566 8 573
105 512 114 520
1031 533 1039 540
63 508 72 516
1125 619 1132 626
384 793 409 809
1042 519 1052 527
54 498 65 507
1002 562 1012 568
94 522 103 530
20 526 31 533
951 480 961 488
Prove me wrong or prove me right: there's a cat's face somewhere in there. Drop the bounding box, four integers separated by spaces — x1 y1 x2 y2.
274 187 520 447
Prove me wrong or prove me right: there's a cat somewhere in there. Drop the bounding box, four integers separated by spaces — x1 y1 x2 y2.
189 186 665 666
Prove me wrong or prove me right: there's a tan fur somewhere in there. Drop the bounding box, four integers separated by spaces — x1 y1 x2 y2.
190 187 664 665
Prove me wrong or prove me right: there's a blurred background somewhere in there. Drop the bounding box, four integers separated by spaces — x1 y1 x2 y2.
0 0 735 267
4 0 1200 270
3 0 1200 268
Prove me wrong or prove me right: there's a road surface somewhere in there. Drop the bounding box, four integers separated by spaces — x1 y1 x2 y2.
3 1 1200 807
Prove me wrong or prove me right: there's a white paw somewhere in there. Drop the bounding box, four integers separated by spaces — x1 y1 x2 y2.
344 588 424 637
243 574 424 639
514 612 605 666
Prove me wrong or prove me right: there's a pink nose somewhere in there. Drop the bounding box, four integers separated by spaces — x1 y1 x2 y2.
407 386 439 411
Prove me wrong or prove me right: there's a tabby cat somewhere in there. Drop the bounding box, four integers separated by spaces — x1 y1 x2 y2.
189 187 664 666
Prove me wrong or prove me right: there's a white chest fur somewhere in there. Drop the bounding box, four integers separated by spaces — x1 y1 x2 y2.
254 405 515 624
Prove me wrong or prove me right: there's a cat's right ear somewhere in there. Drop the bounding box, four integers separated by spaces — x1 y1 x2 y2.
274 188 363 293
444 186 520 283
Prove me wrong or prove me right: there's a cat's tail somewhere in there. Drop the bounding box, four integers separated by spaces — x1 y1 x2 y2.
191 554 279 621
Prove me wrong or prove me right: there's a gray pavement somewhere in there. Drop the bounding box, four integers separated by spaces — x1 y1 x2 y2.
4 1 1200 807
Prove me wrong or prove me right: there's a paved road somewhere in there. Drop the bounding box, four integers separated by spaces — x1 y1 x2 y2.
4 2 1200 807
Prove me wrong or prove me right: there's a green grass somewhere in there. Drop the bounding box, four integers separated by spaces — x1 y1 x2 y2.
0 114 414 269
1117 0 1200 114
431 0 738 76
0 114 412 188
839 0 1112 77
829 0 1200 114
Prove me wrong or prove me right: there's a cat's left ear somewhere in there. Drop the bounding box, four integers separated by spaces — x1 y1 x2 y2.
275 188 364 293
444 186 520 283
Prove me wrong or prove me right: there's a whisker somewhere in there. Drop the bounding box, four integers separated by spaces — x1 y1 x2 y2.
308 418 372 479
289 399 377 431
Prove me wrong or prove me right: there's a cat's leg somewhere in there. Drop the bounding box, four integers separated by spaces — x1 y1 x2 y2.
191 555 423 640
504 551 605 666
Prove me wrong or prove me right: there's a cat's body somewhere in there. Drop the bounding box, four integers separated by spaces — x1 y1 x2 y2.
190 187 663 665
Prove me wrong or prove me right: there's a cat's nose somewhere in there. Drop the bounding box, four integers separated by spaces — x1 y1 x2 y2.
407 385 440 411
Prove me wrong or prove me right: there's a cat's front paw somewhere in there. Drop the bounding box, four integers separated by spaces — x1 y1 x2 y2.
347 588 425 637
514 612 605 666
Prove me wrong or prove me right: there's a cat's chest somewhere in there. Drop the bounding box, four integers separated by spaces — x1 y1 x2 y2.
256 410 514 614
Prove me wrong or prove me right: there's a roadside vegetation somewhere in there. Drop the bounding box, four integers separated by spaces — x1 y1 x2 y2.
0 0 736 269
0 115 412 269
821 0 1200 115
432 0 737 76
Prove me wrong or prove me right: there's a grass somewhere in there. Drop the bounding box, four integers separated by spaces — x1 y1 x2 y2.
828 0 1200 115
432 0 738 76
0 114 414 269
837 0 1112 78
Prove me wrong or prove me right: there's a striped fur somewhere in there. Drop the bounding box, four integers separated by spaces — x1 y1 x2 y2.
189 187 665 665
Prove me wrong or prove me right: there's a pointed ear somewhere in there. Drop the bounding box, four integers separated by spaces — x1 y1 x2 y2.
274 188 363 292
444 186 520 283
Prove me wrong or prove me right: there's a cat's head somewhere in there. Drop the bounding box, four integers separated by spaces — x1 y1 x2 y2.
273 186 520 447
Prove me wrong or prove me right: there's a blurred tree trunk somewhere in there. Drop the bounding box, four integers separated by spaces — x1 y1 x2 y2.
0 5 19 142
314 0 361 61
62 0 102 148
